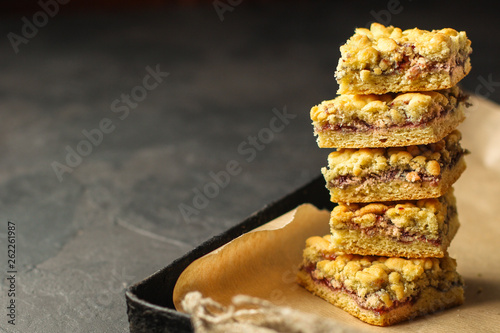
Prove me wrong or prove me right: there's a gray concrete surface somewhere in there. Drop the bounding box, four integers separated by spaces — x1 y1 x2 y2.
0 1 498 332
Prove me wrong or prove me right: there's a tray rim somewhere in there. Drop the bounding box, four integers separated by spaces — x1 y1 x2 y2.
125 175 333 333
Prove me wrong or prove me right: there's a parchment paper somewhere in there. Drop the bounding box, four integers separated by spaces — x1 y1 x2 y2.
173 95 500 332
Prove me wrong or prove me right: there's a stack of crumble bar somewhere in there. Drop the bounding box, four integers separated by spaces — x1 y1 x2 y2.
298 23 472 326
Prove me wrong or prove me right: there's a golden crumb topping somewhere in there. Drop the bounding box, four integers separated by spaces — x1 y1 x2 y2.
337 23 471 72
304 235 460 307
322 130 463 180
330 190 456 239
311 87 464 127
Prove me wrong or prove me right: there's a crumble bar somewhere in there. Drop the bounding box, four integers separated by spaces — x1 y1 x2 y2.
311 87 469 148
329 189 459 258
322 130 467 203
335 23 472 95
297 235 464 326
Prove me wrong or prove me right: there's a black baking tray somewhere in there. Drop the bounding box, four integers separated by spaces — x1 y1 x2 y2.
125 175 335 333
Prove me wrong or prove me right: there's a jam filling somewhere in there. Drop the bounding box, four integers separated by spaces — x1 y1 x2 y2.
391 50 469 78
329 168 440 188
392 49 470 78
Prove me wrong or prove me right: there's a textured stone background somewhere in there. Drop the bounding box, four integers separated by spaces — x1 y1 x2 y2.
0 1 498 332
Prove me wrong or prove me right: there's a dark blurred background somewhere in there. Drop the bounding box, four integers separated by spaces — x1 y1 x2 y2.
0 1 498 332
1 0 499 102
